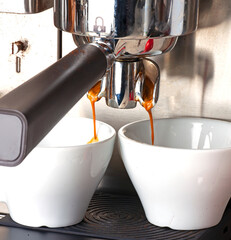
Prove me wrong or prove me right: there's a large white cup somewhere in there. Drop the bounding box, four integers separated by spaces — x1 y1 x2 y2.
0 117 115 227
118 117 231 230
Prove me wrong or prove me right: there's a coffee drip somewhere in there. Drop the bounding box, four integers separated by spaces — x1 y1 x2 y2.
139 75 155 145
87 81 101 143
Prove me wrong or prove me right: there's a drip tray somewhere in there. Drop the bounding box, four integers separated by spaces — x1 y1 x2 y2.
0 192 231 240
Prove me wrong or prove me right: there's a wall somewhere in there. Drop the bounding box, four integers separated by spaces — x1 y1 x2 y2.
0 9 57 97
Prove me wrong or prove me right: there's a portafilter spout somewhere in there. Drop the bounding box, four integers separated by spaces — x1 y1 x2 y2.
91 58 160 109
0 43 113 166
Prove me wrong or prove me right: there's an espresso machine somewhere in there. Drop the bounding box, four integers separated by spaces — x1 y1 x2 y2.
0 0 198 167
0 0 231 239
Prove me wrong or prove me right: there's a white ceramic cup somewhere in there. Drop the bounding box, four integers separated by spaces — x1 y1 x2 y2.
0 117 115 228
118 117 231 230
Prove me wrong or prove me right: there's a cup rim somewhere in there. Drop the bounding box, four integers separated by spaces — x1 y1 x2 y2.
37 117 116 149
118 117 231 152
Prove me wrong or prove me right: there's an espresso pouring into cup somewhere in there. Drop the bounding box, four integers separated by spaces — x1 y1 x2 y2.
118 118 231 230
0 117 115 227
2 0 222 233
2 0 231 235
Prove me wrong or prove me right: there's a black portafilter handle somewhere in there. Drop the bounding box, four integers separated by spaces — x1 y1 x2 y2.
0 44 108 166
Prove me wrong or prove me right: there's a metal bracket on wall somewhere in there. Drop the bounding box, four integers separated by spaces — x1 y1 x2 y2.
11 40 28 73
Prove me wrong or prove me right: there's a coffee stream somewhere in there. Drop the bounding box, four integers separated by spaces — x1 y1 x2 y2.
141 75 155 145
87 81 101 144
87 76 155 145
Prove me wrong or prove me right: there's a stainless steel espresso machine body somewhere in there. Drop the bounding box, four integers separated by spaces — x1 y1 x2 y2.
54 0 198 109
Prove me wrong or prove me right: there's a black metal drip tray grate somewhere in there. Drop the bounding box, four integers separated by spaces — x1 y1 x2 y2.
0 192 231 240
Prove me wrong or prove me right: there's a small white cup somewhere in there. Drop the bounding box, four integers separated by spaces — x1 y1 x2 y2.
118 117 231 230
0 117 115 227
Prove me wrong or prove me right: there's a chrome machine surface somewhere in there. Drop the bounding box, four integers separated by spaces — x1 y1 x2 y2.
55 0 199 109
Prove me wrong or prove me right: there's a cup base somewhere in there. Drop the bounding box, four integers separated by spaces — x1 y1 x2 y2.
9 213 84 228
145 211 223 230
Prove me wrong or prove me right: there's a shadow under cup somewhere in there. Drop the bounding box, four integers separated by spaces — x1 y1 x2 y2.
118 117 231 230
0 117 115 228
